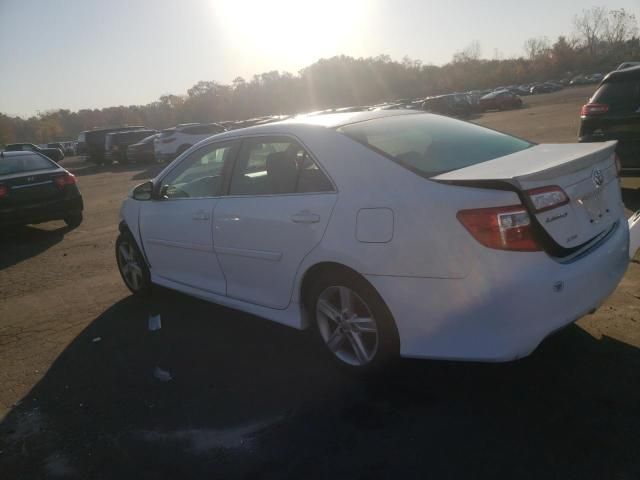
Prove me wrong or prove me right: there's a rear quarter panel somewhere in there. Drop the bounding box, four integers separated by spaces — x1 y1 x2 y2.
289 127 522 294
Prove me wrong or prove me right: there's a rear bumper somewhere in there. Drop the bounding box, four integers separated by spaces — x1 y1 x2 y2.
0 194 83 228
367 219 629 362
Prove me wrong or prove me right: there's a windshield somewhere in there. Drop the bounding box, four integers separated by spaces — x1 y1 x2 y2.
337 114 533 177
0 153 57 175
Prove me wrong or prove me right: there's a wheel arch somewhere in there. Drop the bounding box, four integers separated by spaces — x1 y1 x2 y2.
298 261 391 329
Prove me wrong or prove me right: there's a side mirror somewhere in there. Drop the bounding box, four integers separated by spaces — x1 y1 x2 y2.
131 181 153 201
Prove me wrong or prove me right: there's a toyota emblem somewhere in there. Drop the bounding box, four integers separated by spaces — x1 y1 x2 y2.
592 168 604 188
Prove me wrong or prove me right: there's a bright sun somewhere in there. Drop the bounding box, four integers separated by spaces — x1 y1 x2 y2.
211 0 368 68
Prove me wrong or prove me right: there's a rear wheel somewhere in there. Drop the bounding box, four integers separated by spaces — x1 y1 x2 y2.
116 231 151 296
307 270 399 373
64 212 83 228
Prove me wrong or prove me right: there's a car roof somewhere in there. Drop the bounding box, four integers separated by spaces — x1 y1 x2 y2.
1 150 43 157
196 109 420 141
604 65 640 82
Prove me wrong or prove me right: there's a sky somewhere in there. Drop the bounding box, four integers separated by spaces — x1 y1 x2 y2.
1 0 638 118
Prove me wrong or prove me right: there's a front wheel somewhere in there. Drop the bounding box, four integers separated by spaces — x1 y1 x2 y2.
308 271 399 373
116 231 151 296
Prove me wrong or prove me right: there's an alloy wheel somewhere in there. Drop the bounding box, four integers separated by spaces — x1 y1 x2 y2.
117 241 144 291
316 286 379 367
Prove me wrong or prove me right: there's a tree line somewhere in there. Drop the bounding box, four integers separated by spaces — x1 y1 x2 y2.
1 6 638 146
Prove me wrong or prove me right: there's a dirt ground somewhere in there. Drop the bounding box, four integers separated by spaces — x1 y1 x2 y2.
1 85 639 479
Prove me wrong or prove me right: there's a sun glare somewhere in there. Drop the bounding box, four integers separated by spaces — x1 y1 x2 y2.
212 0 368 69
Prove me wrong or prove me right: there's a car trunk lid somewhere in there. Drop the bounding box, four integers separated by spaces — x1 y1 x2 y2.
434 142 622 250
1 169 66 206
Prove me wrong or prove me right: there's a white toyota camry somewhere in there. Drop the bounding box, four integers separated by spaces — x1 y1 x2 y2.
117 110 633 372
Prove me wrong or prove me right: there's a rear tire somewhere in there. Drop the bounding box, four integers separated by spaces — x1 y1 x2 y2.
116 231 151 296
306 269 399 374
64 212 83 228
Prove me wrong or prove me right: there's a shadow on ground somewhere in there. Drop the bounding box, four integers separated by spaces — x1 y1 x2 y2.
1 286 640 479
0 224 71 270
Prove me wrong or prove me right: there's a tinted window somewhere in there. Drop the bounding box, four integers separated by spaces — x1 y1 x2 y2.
0 154 57 175
337 114 532 177
592 80 640 113
161 141 235 199
229 136 333 195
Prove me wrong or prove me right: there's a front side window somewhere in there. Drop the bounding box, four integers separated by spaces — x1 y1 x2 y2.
337 113 532 177
160 141 235 199
229 136 333 195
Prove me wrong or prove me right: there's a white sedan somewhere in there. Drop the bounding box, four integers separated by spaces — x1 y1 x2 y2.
117 110 631 372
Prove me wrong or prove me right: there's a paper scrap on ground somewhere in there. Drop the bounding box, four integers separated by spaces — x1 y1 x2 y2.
148 314 162 331
91 337 101 343
153 366 172 382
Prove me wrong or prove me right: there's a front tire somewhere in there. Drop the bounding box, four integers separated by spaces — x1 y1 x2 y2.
307 270 399 373
116 231 151 296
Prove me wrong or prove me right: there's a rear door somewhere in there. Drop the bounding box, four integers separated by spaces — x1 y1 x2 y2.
213 135 337 309
139 140 238 294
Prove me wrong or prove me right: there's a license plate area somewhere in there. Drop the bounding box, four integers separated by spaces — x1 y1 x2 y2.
578 188 611 224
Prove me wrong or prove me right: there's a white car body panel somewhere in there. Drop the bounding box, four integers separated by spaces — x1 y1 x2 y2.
213 193 337 309
139 198 226 295
119 111 631 362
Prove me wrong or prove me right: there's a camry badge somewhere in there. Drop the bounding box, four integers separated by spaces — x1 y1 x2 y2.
592 168 604 188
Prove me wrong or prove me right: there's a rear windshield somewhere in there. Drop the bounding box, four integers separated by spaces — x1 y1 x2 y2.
0 154 57 175
592 80 640 113
337 114 532 177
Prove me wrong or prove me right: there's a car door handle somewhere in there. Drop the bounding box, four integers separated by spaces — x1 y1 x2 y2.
193 210 210 221
291 211 320 223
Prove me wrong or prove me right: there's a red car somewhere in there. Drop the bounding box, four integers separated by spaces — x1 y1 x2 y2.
479 91 523 111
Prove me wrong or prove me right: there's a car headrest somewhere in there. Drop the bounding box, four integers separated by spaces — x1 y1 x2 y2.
266 151 298 194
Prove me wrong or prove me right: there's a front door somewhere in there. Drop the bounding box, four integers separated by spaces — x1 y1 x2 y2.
213 136 337 309
139 140 238 294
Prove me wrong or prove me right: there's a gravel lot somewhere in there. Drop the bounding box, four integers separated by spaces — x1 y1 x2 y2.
1 85 639 479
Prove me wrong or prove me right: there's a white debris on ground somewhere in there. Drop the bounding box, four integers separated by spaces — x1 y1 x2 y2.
148 314 162 331
91 337 101 343
153 366 172 382
135 417 282 454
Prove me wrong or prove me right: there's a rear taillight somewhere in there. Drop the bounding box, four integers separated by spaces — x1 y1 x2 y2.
580 103 609 116
53 173 77 188
457 205 540 252
614 153 622 176
0 184 8 198
526 186 569 213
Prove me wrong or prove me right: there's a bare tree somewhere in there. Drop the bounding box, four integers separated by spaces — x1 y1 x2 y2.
603 8 639 45
453 40 481 63
573 6 608 56
523 37 551 60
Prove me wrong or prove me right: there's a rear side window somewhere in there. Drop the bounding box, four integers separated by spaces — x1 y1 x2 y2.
0 154 56 175
337 114 532 177
229 136 333 195
591 80 640 113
